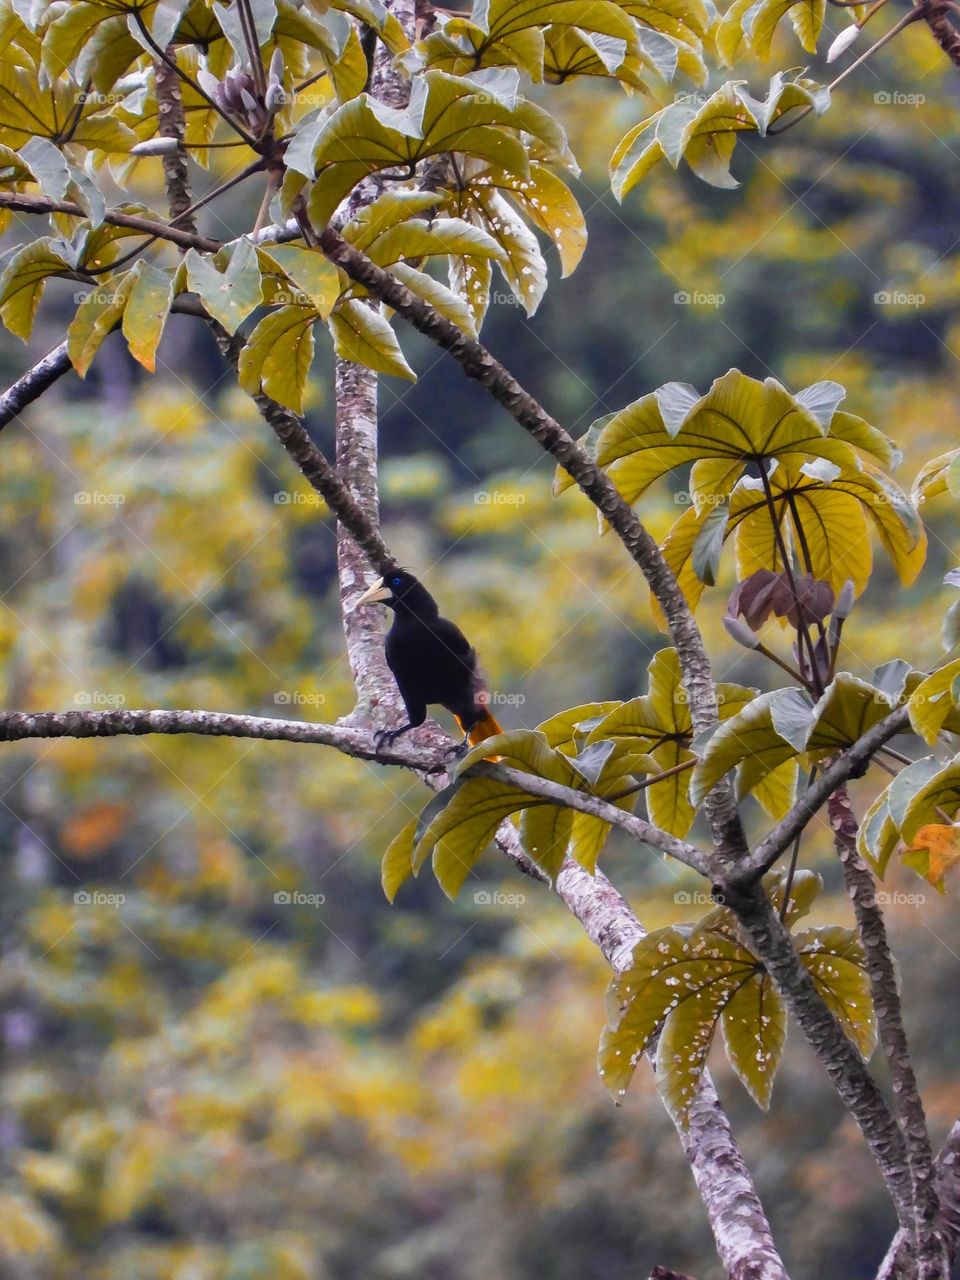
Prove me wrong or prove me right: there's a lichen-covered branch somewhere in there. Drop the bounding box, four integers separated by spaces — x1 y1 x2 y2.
721 877 915 1231
556 860 788 1280
829 785 945 1277
880 1122 960 1279
0 341 72 432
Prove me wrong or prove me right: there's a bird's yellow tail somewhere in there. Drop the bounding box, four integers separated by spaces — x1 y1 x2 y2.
455 708 503 753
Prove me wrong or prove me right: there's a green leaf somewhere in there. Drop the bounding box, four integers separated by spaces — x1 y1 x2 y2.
691 499 729 585
0 235 76 341
796 925 876 1059
448 251 492 333
386 261 478 337
256 244 341 320
363 216 507 268
327 298 415 380
720 971 787 1109
67 273 135 376
857 788 899 878
592 370 859 510
238 305 317 413
599 925 755 1117
908 659 960 745
121 261 174 372
481 161 587 277
473 188 547 315
691 688 813 809
381 817 418 903
536 701 621 750
301 69 574 226
416 776 527 898
519 802 573 879
184 239 263 335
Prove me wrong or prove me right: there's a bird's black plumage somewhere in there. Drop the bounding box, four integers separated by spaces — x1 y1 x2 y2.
355 569 501 749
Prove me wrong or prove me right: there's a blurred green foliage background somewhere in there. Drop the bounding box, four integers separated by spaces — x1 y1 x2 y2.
2 14 960 1279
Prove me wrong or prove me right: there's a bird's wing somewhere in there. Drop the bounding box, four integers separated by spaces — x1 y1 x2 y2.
431 617 475 661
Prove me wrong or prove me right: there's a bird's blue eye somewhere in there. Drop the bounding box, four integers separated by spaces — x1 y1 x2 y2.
391 575 402 587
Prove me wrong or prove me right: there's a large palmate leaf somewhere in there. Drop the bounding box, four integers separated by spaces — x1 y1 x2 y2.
398 727 655 895
238 305 317 412
298 69 574 227
327 298 416 380
563 369 861 508
659 458 924 616
610 73 829 195
0 56 136 153
600 871 873 1124
858 755 960 885
908 659 960 745
691 672 902 810
584 647 756 836
0 235 79 340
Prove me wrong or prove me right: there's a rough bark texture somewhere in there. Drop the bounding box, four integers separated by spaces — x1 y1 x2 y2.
556 859 788 1280
722 879 914 1230
330 3 416 724
0 341 72 431
924 0 960 67
155 47 199 233
829 786 944 1277
880 1123 960 1279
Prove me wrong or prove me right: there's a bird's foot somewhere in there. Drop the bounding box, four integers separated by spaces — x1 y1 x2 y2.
374 726 409 752
444 738 470 760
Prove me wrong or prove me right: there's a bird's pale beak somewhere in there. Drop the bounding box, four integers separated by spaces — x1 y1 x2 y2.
353 577 391 608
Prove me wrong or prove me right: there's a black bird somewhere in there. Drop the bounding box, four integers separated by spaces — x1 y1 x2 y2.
354 568 503 751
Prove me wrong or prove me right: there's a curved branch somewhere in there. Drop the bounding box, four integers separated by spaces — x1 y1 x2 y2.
722 878 915 1233
829 784 945 1276
0 192 220 253
924 0 960 67
0 709 705 870
880 1122 960 1279
736 705 911 884
0 341 72 432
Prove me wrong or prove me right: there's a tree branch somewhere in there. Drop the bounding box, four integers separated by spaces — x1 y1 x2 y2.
0 341 72 432
555 858 788 1280
721 877 915 1232
923 0 960 67
735 705 911 884
829 785 945 1276
880 1122 960 1279
0 192 220 254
